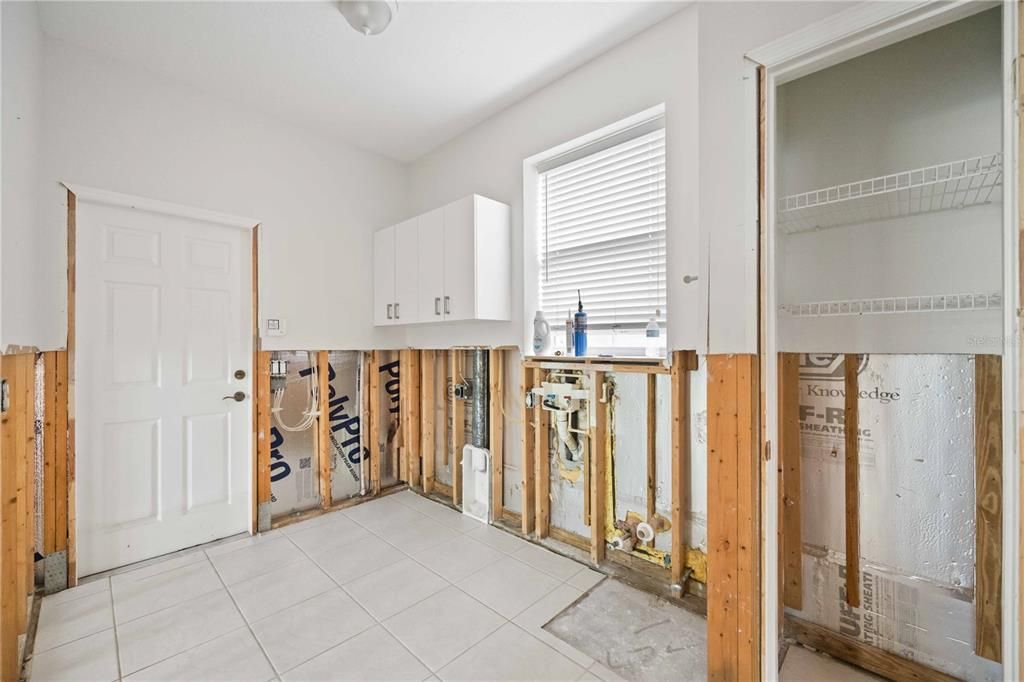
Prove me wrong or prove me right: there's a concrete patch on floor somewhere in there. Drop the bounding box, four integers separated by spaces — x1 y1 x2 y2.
543 578 706 681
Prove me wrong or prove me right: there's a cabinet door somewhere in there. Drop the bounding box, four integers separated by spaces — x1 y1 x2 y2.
443 196 475 321
394 217 420 324
417 208 445 322
373 225 396 325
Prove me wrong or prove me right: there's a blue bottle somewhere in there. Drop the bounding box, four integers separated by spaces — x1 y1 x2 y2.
573 290 588 357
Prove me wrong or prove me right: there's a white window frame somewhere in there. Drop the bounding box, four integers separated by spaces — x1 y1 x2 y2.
522 104 667 358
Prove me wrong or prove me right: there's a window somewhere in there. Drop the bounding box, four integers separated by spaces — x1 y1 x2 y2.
537 118 666 355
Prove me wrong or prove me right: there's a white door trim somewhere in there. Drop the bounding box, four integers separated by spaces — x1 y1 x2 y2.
63 183 260 231
748 2 1019 679
747 0 998 83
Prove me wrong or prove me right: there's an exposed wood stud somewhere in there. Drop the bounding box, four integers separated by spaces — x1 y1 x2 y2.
421 350 436 495
707 354 761 682
489 349 504 521
524 358 669 375
317 351 332 509
670 351 696 584
735 354 759 682
369 351 382 495
399 349 409 483
360 352 371 492
66 190 78 587
441 352 449 467
590 370 607 563
43 353 57 555
646 373 657 532
451 351 465 507
843 353 860 608
788 617 958 682
779 352 803 610
521 365 536 535
0 354 17 682
54 352 69 555
256 351 272 511
535 389 550 539
975 354 1002 662
15 355 30 632
407 351 422 489
583 431 591 527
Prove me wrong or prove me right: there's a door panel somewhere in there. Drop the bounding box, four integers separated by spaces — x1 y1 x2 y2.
373 226 396 325
77 200 252 576
418 208 445 321
443 197 475 321
394 217 419 324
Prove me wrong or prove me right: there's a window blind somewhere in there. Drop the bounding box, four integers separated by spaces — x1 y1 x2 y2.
539 125 666 332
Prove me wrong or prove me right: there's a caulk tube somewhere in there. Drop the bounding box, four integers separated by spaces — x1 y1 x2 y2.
573 290 588 357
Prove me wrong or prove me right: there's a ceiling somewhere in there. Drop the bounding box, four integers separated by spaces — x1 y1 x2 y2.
38 1 685 163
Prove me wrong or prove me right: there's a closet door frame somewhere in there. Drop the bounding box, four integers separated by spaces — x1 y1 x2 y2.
747 2 1020 679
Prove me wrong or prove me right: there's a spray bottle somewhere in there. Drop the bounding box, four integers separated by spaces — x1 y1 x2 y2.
573 290 588 357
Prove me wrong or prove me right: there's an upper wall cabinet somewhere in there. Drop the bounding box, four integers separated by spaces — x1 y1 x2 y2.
374 194 511 326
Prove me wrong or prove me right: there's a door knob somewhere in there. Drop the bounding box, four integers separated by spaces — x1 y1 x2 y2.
223 391 246 402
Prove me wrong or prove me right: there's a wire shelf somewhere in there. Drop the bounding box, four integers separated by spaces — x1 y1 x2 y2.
780 292 1001 317
777 153 1003 234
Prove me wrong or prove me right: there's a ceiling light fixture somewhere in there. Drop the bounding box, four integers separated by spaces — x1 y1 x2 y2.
337 1 397 37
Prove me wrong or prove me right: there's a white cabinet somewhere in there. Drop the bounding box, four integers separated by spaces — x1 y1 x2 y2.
394 217 419 324
372 225 395 325
417 208 445 321
373 194 511 326
442 197 475 322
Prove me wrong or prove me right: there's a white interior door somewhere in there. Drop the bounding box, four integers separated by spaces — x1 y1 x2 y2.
76 196 253 576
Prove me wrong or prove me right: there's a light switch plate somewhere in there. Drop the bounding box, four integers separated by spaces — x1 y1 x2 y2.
265 318 286 336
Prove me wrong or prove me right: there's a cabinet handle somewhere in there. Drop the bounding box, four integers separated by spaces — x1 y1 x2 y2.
395 302 400 319
435 297 441 315
444 296 450 315
387 303 393 320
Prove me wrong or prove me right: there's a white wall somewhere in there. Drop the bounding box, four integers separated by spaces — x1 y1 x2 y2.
695 1 858 353
407 7 700 352
406 1 856 355
1 1 44 350
33 38 409 352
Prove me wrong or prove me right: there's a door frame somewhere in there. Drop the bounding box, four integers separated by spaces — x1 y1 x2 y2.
63 183 261 581
746 1 1020 679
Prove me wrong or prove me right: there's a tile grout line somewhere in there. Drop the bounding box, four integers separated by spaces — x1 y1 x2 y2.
85 493 590 681
106 577 125 681
345 497 589 676
100 565 229 629
280 525 441 677
289 497 566 677
112 562 264 678
205 552 281 678
204 533 318 595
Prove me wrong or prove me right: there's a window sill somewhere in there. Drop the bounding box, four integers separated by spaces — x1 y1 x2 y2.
524 353 670 372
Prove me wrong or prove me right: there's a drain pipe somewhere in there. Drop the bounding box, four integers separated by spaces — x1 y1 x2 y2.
470 349 489 448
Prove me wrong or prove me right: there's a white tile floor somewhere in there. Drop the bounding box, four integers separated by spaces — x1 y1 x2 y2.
28 491 615 682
